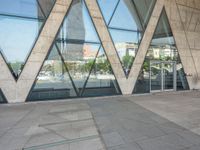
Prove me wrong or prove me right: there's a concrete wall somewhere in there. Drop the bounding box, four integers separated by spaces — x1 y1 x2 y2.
0 0 200 103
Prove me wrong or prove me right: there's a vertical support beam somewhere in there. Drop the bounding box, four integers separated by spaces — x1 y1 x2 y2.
164 0 200 89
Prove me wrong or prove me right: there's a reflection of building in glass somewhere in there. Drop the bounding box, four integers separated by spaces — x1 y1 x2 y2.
27 0 120 101
0 0 197 103
147 46 176 60
134 10 189 94
0 0 55 79
115 42 138 58
98 0 156 76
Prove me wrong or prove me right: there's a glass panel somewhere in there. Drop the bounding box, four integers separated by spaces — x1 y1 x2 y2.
56 0 101 95
0 0 45 19
133 0 157 28
177 65 189 90
58 0 99 43
82 48 121 97
97 0 119 24
110 29 140 76
163 62 174 90
109 0 139 30
151 62 162 91
0 89 6 103
38 0 55 17
27 46 77 101
133 60 150 94
56 42 100 94
0 0 55 79
133 10 189 94
28 0 121 101
98 0 156 76
0 16 43 78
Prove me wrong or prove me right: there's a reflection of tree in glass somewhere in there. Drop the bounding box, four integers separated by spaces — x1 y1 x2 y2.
122 55 134 69
84 60 94 72
95 60 112 74
8 61 24 78
143 60 149 71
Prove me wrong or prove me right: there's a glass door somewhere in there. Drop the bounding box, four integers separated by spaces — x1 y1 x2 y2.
163 62 176 91
150 62 162 92
150 61 176 92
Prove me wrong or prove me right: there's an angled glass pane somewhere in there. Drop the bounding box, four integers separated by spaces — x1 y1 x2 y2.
0 89 7 103
56 42 100 94
110 29 140 76
97 0 119 24
38 0 55 17
0 16 43 78
109 0 140 30
82 47 121 97
133 10 189 94
98 0 156 76
0 0 55 79
27 45 77 101
56 0 101 95
57 0 99 43
0 0 45 19
28 0 122 101
133 0 157 28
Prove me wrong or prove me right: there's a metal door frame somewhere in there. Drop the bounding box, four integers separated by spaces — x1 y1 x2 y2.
150 61 176 93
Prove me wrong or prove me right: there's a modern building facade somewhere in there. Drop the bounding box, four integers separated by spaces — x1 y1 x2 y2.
0 0 200 103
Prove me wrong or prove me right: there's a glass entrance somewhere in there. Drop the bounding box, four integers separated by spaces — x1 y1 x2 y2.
150 61 176 92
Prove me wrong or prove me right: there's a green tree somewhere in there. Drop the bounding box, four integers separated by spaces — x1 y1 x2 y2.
84 60 95 72
122 55 134 69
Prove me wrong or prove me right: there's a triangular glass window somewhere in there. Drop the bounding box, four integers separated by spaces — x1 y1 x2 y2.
56 0 101 95
28 0 121 101
57 0 100 43
0 0 55 79
0 89 7 104
82 47 121 97
27 45 77 101
97 0 156 77
133 9 189 94
38 0 56 17
56 42 100 95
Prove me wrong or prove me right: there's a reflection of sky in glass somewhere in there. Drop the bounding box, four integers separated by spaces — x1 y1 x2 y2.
58 1 99 43
109 0 138 30
0 0 44 18
0 16 42 62
82 2 100 43
110 29 138 43
98 47 104 57
97 0 118 24
110 29 139 58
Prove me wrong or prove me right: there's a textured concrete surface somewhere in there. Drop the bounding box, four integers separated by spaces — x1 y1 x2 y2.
89 92 200 150
1 91 200 150
130 91 200 136
0 101 105 150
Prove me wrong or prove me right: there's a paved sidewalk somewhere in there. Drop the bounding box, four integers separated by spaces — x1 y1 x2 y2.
129 91 200 136
89 95 200 150
0 91 200 150
0 101 105 150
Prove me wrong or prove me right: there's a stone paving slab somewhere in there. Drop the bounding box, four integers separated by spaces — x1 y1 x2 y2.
129 91 200 136
0 101 105 150
88 94 200 150
1 91 200 150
